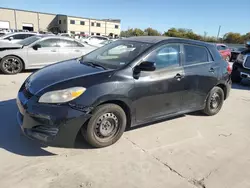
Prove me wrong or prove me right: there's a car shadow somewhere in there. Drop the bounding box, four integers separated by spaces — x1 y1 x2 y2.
0 99 56 156
232 80 250 90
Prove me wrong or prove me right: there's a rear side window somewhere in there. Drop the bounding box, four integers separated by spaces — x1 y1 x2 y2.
217 45 228 51
58 39 83 47
37 39 60 47
183 44 209 65
8 34 27 40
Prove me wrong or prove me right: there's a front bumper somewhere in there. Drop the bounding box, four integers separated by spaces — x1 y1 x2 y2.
16 91 92 147
233 62 250 80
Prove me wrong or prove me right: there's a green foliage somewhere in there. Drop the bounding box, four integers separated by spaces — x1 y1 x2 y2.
120 27 249 44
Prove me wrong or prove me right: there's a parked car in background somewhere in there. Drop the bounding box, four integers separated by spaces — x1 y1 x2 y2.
93 39 117 48
16 36 231 148
230 47 246 62
81 36 109 46
0 32 37 44
231 42 250 83
0 35 96 74
216 44 231 61
58 33 70 37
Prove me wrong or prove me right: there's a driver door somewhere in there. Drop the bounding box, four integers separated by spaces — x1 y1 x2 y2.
27 38 61 68
132 43 185 123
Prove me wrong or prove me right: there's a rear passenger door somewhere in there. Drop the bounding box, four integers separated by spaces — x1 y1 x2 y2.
181 44 219 110
58 39 84 61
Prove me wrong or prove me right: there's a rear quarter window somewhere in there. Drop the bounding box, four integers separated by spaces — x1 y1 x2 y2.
183 44 211 66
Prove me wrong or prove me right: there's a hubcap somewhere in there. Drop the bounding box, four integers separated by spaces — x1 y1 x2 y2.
3 58 21 74
95 113 119 138
210 93 220 109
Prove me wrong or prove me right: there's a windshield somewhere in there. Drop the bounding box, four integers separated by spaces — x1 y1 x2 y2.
17 36 41 46
81 40 152 69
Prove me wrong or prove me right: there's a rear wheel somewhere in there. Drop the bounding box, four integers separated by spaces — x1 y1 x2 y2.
0 56 23 74
81 104 127 148
203 86 224 116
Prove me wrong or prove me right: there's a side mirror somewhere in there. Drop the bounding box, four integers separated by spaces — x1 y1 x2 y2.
9 37 14 41
135 61 156 72
32 44 41 50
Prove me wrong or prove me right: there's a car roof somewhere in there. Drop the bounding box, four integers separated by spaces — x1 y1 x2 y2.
122 36 213 47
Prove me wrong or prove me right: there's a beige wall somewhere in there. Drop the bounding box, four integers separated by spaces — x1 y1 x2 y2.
67 16 89 34
38 13 57 31
89 20 106 35
15 10 39 31
106 22 120 35
0 8 16 29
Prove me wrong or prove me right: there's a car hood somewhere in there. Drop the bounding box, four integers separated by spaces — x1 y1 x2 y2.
27 59 109 94
0 41 22 50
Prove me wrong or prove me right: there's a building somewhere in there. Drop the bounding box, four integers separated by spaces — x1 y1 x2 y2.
0 7 121 37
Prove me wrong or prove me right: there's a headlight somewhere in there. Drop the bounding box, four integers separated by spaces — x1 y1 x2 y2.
237 54 246 63
39 87 86 104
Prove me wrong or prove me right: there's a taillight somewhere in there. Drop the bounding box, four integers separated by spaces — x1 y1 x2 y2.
226 61 232 74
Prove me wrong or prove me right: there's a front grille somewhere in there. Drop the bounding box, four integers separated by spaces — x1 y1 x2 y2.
22 88 33 99
244 56 250 69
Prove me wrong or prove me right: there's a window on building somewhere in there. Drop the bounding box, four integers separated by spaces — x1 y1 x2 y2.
70 20 75 24
183 44 209 65
91 22 95 26
59 20 61 24
115 25 119 29
63 20 66 24
80 21 85 25
91 32 94 35
145 44 180 70
96 33 100 36
96 23 101 27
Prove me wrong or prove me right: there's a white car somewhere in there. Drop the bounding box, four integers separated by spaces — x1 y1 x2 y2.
0 32 37 43
0 35 96 74
81 36 109 46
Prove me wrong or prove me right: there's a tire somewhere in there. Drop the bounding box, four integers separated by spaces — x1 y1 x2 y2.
0 56 23 74
231 69 242 83
202 86 224 116
81 104 127 148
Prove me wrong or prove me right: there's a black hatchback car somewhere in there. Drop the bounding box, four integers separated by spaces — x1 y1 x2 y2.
17 36 232 148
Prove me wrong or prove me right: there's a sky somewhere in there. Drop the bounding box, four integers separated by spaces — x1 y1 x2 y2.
1 0 249 37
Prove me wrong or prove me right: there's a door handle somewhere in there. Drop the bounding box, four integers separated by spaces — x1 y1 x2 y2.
174 73 183 81
51 49 57 52
209 68 215 73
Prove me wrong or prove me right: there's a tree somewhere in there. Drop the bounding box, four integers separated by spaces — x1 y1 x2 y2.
144 27 161 36
223 32 244 44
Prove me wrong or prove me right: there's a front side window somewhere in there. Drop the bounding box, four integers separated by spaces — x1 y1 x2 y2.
8 34 27 40
184 44 209 65
18 36 41 46
82 40 152 69
36 39 60 48
144 44 180 69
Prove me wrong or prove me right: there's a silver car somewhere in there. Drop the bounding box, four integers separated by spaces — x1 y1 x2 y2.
0 32 37 43
0 35 96 74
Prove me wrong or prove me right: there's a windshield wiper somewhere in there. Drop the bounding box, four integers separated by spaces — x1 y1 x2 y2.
79 59 107 70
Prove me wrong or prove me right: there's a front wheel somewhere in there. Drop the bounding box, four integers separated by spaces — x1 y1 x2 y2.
202 86 224 116
0 56 23 74
81 104 127 148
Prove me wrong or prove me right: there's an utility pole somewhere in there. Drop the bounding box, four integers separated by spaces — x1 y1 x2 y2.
204 31 207 40
217 25 221 41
